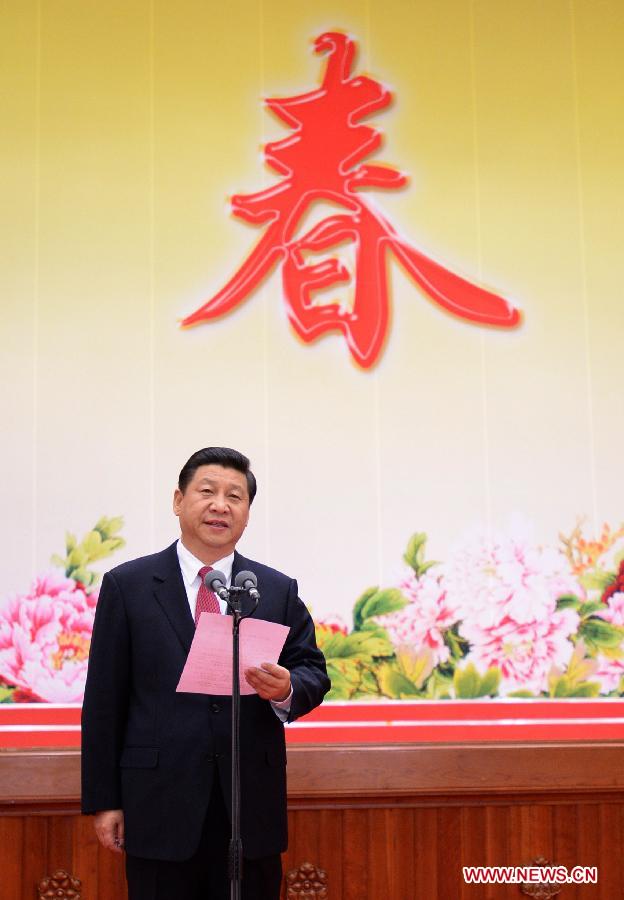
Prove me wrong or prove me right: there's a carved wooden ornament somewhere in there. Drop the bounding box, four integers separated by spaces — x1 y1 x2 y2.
37 868 82 900
285 861 328 899
519 857 562 900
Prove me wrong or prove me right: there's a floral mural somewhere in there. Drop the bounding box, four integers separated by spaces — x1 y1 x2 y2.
2 516 624 704
316 522 624 701
0 518 124 703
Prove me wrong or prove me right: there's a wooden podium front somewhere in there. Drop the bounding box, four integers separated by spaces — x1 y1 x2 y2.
1 742 623 899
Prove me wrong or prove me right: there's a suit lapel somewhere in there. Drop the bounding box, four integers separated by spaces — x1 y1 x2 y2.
153 547 257 646
153 542 195 653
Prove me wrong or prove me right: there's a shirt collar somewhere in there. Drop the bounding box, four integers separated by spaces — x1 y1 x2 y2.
176 539 235 587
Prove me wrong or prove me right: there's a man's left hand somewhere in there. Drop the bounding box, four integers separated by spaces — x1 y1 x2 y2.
244 662 291 701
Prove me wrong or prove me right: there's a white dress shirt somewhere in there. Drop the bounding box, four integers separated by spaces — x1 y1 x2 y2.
177 538 233 617
176 540 292 718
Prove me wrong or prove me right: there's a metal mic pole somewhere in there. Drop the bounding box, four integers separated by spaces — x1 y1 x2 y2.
230 588 243 900
226 584 259 900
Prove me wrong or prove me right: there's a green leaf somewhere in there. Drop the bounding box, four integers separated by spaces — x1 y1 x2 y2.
52 516 125 581
452 663 500 698
360 620 384 632
315 629 349 657
566 642 600 681
325 666 353 700
403 532 427 571
551 675 572 697
549 672 601 698
579 601 609 618
326 658 360 686
568 682 601 698
378 665 421 699
395 646 435 688
71 567 94 587
444 626 470 661
357 669 381 696
358 588 408 624
82 530 103 557
580 618 624 650
352 587 379 631
556 594 582 611
327 657 359 683
507 690 535 698
416 560 439 576
0 685 16 703
320 630 390 664
357 623 395 658
337 632 377 658
453 663 481 699
403 532 439 578
94 515 125 538
67 547 88 569
100 537 125 556
599 644 624 660
479 667 501 697
426 670 453 699
108 515 124 534
580 570 616 592
359 634 395 658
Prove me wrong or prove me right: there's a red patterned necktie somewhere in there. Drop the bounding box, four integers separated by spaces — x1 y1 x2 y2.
194 565 221 624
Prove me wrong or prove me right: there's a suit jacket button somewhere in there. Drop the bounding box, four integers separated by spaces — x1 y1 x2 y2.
211 702 221 713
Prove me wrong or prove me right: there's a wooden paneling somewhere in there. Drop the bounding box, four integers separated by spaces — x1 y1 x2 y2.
285 741 624 799
2 805 616 900
3 742 624 808
1 743 622 899
0 817 23 900
283 803 621 900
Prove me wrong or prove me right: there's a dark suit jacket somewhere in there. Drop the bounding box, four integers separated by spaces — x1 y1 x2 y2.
81 542 329 860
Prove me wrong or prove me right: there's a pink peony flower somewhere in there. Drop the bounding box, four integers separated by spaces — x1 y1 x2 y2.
374 571 460 666
593 654 624 693
441 532 582 694
596 591 624 627
461 608 580 694
444 532 581 629
592 592 624 693
0 572 97 702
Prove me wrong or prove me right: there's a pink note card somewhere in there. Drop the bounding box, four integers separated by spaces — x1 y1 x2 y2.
176 614 290 696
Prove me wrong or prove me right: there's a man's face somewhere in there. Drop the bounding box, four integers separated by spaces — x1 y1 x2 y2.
173 464 250 563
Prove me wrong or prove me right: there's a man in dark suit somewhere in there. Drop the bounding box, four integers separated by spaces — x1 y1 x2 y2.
81 447 330 900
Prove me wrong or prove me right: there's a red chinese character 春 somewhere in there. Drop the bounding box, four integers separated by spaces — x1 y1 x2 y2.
182 31 520 368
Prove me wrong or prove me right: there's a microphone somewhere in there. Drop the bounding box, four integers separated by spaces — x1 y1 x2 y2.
234 570 260 602
204 569 229 602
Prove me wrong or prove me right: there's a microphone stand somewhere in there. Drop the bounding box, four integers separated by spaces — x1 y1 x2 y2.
224 584 259 900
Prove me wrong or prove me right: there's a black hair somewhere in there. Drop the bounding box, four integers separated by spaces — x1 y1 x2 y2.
178 447 257 504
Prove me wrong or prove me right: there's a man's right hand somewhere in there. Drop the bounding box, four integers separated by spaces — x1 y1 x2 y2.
93 809 125 854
